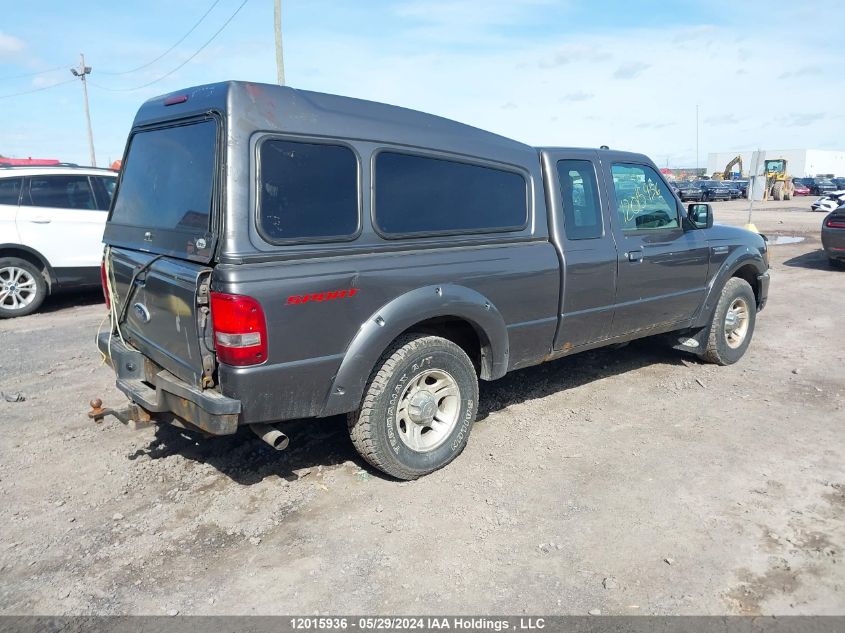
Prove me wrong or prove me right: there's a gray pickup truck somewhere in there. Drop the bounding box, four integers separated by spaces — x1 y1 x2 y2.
95 81 769 480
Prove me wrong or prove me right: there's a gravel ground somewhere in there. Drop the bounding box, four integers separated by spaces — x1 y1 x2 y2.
0 197 842 616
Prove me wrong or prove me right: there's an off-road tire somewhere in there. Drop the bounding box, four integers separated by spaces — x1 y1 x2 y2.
699 277 757 365
0 257 48 319
348 333 479 480
772 181 784 201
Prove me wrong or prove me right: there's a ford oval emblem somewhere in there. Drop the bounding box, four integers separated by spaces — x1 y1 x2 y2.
133 303 151 323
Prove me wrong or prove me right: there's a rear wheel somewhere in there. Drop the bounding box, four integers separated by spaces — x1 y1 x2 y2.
699 277 756 365
348 333 479 480
0 258 47 318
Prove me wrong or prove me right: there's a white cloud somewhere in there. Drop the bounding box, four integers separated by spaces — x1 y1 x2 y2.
705 114 741 126
778 65 822 79
0 31 24 58
612 62 650 79
560 91 594 102
537 46 612 69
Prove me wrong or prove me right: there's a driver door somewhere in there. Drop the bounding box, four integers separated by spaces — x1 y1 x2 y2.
603 161 709 337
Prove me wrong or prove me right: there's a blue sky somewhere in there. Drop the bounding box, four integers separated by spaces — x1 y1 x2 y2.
1 0 842 167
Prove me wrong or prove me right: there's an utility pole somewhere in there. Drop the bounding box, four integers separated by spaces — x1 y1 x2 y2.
70 53 96 167
274 0 285 85
695 104 699 176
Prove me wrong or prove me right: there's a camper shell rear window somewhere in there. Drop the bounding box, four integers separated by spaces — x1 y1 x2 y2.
105 117 219 261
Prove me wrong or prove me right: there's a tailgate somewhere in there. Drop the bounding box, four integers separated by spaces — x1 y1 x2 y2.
107 247 213 387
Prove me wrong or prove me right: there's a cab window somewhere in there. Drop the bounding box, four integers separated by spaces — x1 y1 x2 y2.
611 164 679 231
556 159 602 240
26 175 97 210
91 176 117 211
0 177 22 205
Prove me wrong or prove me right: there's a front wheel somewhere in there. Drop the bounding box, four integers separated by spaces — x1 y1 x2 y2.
348 333 479 480
0 258 48 318
699 277 757 365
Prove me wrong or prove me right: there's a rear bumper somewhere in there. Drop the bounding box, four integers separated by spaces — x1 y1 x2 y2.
97 332 241 435
822 229 845 259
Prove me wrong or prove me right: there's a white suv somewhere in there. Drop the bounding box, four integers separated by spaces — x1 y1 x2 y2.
0 165 117 317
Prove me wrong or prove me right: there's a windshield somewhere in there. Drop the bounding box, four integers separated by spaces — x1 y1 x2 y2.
109 119 217 258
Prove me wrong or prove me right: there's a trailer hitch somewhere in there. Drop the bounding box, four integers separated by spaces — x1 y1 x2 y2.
88 398 153 430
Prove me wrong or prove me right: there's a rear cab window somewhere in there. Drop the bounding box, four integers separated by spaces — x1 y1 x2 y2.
105 118 218 261
556 159 603 240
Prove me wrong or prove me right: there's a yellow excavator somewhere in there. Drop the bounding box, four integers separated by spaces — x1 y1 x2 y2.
763 158 794 201
712 155 743 181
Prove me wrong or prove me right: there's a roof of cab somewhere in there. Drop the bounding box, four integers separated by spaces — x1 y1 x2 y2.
134 81 539 168
537 146 654 165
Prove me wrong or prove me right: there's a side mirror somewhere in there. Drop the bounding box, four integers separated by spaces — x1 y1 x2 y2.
688 203 713 229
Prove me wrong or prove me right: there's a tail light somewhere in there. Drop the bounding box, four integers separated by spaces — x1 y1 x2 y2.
100 260 111 310
210 292 268 366
826 217 845 229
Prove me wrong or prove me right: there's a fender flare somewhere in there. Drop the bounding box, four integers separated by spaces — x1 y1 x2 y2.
0 243 57 287
319 284 508 418
693 247 765 328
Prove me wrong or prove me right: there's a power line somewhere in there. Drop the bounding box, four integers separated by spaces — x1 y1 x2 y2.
0 65 67 82
90 0 249 92
0 77 76 101
98 0 222 75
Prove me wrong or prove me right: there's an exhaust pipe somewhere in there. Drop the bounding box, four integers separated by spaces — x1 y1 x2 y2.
251 423 290 451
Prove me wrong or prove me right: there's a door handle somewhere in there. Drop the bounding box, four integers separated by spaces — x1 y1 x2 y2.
627 250 643 262
30 217 52 224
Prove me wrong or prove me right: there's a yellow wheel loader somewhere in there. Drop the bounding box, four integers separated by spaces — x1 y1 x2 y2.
763 159 794 201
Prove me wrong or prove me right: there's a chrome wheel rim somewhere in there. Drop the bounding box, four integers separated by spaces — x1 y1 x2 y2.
395 369 461 453
0 266 37 311
724 297 750 349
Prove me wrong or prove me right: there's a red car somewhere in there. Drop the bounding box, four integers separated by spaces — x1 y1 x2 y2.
792 179 811 196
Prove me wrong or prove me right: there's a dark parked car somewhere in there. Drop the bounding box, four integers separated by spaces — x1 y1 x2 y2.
806 177 837 195
822 209 845 267
93 81 769 479
831 177 845 191
792 179 811 196
675 181 704 201
695 180 733 201
721 181 744 199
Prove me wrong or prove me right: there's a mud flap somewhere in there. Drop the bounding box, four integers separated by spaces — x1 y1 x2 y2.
668 327 708 354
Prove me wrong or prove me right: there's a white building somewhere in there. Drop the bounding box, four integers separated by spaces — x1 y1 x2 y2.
707 149 845 178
